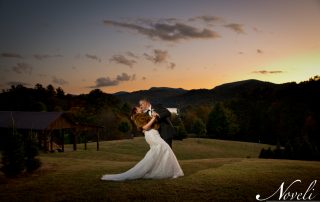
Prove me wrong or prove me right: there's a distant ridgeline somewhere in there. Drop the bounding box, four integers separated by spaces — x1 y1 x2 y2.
0 76 319 160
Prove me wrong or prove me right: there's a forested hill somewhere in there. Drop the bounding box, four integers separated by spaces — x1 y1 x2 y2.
1 78 313 111
116 76 320 160
114 79 277 107
114 87 187 106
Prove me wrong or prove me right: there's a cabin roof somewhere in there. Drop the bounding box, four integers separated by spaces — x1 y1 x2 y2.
0 111 68 130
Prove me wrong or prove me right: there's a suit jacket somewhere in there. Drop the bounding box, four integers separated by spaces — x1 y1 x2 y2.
147 104 175 140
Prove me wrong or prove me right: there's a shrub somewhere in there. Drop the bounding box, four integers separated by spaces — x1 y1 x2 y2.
118 120 131 134
192 118 207 138
25 158 41 173
1 129 25 177
1 129 42 177
24 133 41 172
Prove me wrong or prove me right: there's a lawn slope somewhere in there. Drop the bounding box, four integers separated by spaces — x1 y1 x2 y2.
0 138 319 201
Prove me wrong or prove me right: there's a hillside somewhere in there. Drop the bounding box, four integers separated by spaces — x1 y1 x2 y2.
114 87 187 106
1 138 319 201
114 79 276 107
210 79 277 100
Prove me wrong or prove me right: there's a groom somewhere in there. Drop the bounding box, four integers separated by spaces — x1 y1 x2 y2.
139 98 175 148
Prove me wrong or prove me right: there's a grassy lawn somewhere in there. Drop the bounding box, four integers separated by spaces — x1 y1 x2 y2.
0 137 319 201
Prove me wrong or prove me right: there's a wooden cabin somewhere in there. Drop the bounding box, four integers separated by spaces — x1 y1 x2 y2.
0 111 102 152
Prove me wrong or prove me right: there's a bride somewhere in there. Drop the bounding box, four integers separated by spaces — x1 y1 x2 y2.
101 106 184 181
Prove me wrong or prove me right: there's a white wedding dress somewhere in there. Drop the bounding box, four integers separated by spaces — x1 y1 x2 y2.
101 129 184 181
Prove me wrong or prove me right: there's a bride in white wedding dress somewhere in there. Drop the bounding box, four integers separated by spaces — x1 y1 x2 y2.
101 106 184 181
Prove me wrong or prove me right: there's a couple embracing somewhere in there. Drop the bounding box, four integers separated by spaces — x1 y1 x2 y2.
101 98 184 181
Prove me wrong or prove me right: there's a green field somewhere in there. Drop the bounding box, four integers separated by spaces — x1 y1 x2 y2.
1 137 319 201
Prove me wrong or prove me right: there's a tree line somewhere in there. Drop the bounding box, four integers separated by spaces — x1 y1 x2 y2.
0 84 134 141
1 76 319 161
178 76 320 160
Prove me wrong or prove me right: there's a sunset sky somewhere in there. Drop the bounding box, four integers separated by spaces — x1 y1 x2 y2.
1 0 319 94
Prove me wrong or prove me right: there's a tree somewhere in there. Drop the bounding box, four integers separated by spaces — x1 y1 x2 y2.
121 102 131 115
207 103 228 138
174 124 187 140
56 87 65 98
1 129 41 177
1 129 25 177
46 84 56 96
206 103 239 139
24 133 41 172
223 107 240 137
172 114 187 140
118 120 131 134
192 118 207 138
34 101 47 111
180 108 197 134
309 75 320 81
34 83 46 92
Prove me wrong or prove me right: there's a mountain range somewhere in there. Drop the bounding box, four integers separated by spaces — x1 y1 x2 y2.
114 79 277 107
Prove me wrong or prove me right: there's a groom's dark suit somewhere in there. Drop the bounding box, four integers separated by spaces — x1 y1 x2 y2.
146 104 175 148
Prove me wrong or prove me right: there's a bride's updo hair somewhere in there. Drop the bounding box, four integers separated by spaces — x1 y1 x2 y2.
130 106 159 131
130 106 139 120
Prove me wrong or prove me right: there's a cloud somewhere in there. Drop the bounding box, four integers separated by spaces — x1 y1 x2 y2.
168 62 176 69
33 54 63 60
6 81 29 86
224 23 245 34
126 51 139 59
253 27 262 33
1 52 23 58
116 72 136 81
91 73 135 88
189 15 223 24
52 76 68 85
144 49 169 64
131 74 136 80
252 70 284 74
85 54 101 62
110 54 136 68
131 17 179 26
2 53 64 60
144 49 176 70
257 49 263 54
103 19 220 42
12 63 33 74
93 77 119 87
